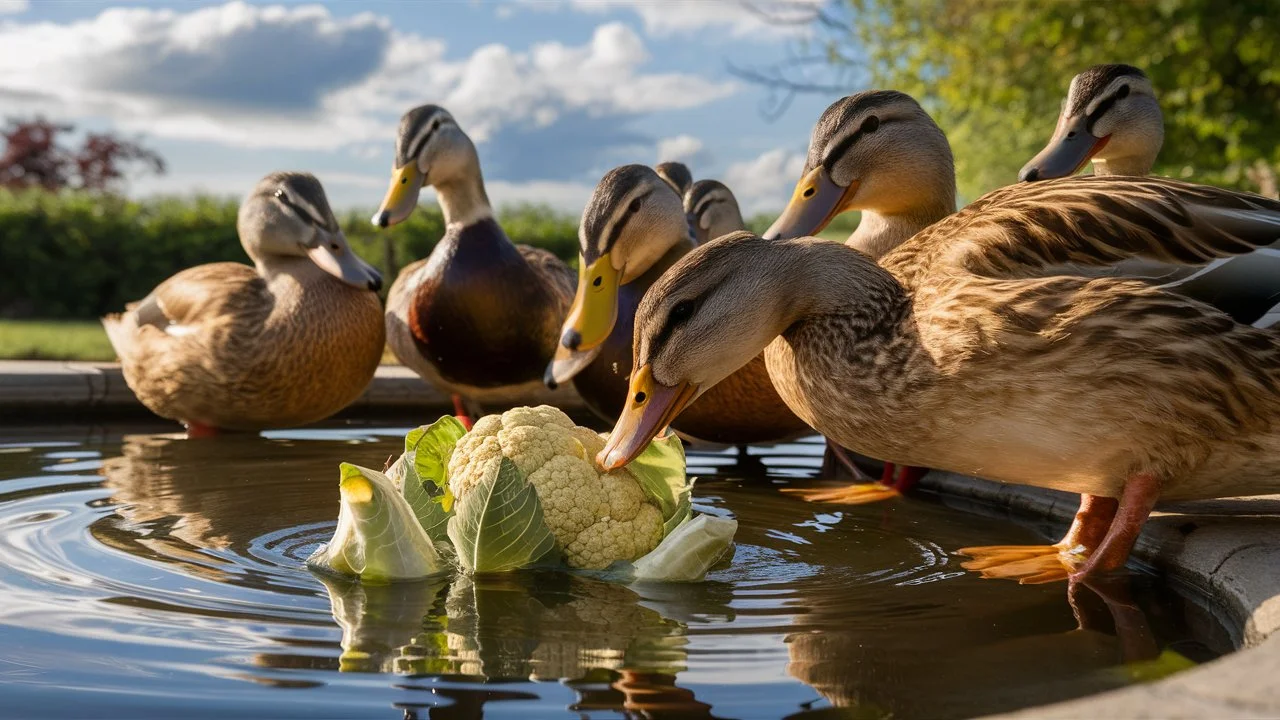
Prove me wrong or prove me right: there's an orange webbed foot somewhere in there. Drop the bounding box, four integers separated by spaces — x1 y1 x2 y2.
781 483 902 505
957 544 1081 584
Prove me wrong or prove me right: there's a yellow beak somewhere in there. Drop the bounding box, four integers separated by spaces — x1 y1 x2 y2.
597 364 698 471
558 254 620 353
371 163 424 229
762 166 860 240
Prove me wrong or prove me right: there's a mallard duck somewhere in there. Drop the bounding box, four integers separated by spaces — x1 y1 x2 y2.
765 87 1280 501
373 105 575 421
763 90 958 498
655 161 693 199
686 179 747 245
102 172 385 435
545 164 809 444
1020 63 1280 325
599 175 1280 583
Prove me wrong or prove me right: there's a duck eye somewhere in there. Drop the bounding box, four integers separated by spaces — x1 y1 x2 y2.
1115 84 1130 99
862 115 880 133
629 196 643 214
669 299 695 324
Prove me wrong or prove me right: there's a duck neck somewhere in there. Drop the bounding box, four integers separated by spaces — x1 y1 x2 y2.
1091 153 1155 177
435 161 494 229
847 198 954 260
780 238 910 330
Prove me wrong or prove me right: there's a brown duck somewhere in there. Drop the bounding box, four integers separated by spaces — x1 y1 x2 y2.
102 172 385 434
600 175 1280 583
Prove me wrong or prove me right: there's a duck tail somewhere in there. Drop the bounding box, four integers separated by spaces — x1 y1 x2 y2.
100 313 132 362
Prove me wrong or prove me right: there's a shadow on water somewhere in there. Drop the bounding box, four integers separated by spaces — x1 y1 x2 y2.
0 423 1234 719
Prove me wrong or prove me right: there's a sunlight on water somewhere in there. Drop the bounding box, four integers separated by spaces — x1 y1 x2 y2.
0 422 1232 719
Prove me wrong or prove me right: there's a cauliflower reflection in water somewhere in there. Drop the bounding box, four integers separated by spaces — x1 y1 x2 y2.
448 406 663 569
317 571 689 681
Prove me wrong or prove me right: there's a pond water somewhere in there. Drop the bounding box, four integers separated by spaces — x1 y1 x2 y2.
0 421 1231 719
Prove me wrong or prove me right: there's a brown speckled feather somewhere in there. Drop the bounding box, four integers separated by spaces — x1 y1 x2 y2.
635 176 1280 504
105 259 384 430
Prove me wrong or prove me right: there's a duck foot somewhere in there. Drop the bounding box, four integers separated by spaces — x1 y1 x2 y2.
184 421 220 439
781 482 902 505
957 545 1079 584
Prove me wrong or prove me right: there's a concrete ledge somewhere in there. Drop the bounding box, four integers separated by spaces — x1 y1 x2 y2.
0 361 586 420
920 472 1280 718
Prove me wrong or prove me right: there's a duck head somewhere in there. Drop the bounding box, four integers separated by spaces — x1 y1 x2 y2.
240 172 383 291
1020 64 1163 181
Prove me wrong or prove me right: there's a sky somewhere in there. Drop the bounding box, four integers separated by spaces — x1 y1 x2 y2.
0 0 849 216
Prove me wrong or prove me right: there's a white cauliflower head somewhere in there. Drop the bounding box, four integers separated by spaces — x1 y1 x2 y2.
445 405 664 570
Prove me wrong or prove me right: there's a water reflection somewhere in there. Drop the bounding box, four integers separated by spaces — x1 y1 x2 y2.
0 425 1232 719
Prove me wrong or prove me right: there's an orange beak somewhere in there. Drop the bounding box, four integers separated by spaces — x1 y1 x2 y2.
597 364 698 471
762 165 861 240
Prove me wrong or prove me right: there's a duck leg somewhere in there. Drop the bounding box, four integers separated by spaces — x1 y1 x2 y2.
1070 473 1159 582
785 441 901 504
957 493 1119 584
451 394 476 431
184 421 221 439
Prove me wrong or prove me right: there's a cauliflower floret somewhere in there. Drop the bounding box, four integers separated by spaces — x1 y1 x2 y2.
447 434 502 499
500 405 574 431
446 405 669 570
527 455 609 546
565 504 663 570
602 471 645 522
498 424 584 476
569 426 606 459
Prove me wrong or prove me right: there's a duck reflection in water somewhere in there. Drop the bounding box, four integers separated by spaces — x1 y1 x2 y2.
784 576 1213 719
315 570 728 719
94 432 359 562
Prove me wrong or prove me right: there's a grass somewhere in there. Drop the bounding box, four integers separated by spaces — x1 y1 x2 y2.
0 319 407 365
0 319 117 361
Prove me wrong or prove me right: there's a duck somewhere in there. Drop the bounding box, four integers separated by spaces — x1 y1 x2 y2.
545 164 809 444
598 175 1280 583
765 87 1280 503
102 172 385 435
686 178 748 245
655 161 693 199
373 105 576 423
763 90 959 499
1019 63 1280 325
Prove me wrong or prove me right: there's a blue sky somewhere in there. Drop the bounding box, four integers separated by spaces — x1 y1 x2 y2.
0 0 850 215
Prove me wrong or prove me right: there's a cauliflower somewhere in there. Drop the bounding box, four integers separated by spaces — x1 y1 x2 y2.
445 405 664 570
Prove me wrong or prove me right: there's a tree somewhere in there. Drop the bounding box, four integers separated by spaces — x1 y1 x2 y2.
0 117 165 192
740 0 1280 200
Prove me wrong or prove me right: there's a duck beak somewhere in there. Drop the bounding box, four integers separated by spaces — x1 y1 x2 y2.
598 364 698 471
544 343 603 390
1019 116 1110 182
763 166 860 240
559 254 620 353
308 228 384 291
371 163 424 228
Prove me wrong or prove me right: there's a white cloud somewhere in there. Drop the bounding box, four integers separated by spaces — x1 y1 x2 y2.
656 134 705 164
487 179 594 213
721 147 806 215
560 0 825 37
0 3 735 153
0 0 28 15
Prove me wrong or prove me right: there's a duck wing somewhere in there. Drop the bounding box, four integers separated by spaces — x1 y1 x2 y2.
889 176 1280 287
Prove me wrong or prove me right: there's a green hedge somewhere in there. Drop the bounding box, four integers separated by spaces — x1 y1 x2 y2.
0 189 580 319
